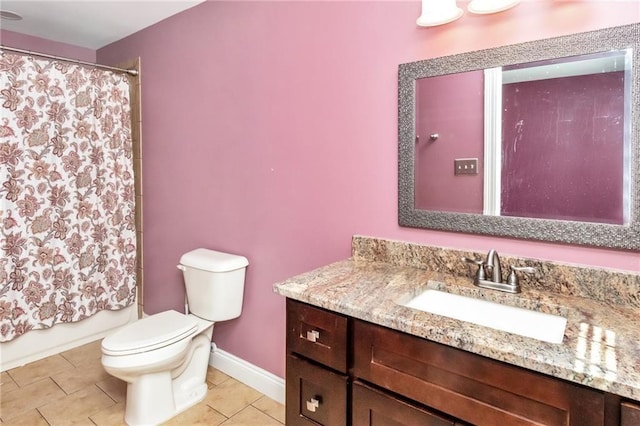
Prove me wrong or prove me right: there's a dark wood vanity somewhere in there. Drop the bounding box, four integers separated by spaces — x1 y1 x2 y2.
286 299 640 426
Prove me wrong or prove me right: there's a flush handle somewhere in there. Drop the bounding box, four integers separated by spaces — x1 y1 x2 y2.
305 330 320 343
306 397 320 412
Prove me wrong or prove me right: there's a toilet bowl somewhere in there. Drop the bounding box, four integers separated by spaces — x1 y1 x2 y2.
101 249 248 426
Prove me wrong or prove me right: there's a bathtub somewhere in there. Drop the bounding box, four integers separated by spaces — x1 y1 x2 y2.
0 304 138 371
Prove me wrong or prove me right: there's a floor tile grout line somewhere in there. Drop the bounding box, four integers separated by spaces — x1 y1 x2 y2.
95 382 120 404
203 404 231 423
250 401 285 425
49 375 71 396
35 407 52 426
252 408 286 425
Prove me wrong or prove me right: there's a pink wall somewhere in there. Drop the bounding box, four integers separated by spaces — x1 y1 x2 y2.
97 1 640 378
0 30 96 62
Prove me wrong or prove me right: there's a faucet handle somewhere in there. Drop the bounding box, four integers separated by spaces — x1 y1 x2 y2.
507 266 537 286
462 256 483 266
462 257 486 280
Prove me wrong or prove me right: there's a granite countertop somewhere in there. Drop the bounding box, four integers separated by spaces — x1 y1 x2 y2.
274 257 640 401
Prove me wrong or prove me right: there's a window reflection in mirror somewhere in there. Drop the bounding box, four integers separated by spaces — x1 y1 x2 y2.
414 49 632 225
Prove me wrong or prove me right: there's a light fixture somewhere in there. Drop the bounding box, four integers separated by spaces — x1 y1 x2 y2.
467 0 521 14
417 0 464 27
0 10 23 20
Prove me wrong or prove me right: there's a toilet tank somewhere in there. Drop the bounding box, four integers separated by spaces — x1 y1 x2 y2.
178 248 249 322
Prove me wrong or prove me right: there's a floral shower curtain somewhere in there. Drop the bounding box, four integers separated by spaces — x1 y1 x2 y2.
0 52 136 342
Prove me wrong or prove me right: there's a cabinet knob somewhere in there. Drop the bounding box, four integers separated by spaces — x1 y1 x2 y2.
306 397 320 412
306 330 320 342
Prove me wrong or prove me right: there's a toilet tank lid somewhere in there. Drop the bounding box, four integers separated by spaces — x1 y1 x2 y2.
180 248 249 272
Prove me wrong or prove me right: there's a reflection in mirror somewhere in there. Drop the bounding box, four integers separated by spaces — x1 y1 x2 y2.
415 50 631 225
493 50 630 225
399 23 640 250
415 71 484 214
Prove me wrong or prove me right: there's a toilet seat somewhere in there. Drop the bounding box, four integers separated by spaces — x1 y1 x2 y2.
102 310 198 356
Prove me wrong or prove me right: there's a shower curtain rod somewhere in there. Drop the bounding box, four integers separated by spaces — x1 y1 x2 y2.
0 45 139 76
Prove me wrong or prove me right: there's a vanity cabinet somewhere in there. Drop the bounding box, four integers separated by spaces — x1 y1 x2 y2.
286 355 348 425
352 380 459 426
286 299 349 425
621 401 640 425
353 319 605 426
286 299 633 426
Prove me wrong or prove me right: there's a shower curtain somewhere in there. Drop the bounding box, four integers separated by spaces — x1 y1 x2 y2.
0 52 136 342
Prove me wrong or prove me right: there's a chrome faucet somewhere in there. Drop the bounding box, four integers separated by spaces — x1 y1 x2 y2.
485 249 502 284
462 250 536 294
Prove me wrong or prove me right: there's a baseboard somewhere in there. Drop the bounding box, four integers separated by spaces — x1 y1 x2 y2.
209 343 285 405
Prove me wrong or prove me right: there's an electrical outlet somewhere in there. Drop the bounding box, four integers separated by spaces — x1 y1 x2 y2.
454 158 478 175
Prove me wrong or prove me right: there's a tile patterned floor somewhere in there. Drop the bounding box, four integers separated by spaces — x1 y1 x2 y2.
0 340 285 425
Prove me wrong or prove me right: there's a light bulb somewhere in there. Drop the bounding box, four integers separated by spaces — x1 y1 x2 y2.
417 0 464 27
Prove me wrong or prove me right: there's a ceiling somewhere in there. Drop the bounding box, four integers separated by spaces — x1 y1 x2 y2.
2 1 638 51
0 1 206 50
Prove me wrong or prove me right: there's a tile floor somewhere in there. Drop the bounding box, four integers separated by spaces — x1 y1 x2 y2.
0 340 285 425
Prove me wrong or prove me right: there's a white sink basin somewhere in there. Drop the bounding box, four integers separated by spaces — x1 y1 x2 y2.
402 289 567 344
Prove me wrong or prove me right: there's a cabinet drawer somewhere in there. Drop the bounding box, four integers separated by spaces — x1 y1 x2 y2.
286 354 348 426
353 380 455 426
287 299 348 372
621 401 640 426
353 320 605 426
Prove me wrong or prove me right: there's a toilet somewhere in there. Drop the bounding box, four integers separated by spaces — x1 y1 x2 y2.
101 248 248 426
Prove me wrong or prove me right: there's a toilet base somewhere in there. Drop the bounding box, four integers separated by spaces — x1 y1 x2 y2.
119 329 214 425
175 382 208 416
123 373 207 426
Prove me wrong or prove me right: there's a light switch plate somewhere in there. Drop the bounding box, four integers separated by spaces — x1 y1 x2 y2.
454 158 478 175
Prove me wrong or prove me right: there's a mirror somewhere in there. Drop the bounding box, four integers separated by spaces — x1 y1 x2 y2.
414 50 631 224
399 23 640 250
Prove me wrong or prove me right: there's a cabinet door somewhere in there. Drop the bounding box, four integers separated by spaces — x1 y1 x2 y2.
353 381 455 426
353 319 605 426
621 401 640 426
286 354 348 425
287 299 348 373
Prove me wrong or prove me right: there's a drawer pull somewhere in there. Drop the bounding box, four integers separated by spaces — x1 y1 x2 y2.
306 397 320 412
306 330 320 342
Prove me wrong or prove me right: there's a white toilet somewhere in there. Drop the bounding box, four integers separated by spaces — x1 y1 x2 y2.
101 248 248 426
